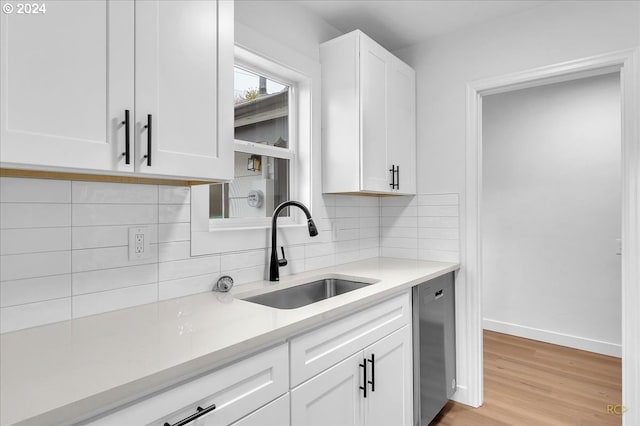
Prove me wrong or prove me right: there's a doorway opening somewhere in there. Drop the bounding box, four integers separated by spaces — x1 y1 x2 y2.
480 72 622 424
462 48 639 425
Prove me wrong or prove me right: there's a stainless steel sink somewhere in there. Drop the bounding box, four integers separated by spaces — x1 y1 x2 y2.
243 278 373 309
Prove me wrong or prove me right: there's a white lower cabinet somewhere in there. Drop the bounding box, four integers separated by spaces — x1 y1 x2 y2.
291 326 413 426
82 291 413 426
85 343 288 426
230 394 290 426
291 353 363 426
291 291 413 426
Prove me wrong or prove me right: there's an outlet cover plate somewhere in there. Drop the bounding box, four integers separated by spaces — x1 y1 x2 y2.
129 227 151 260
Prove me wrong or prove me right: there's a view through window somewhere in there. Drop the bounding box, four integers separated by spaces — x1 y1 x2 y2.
210 66 292 220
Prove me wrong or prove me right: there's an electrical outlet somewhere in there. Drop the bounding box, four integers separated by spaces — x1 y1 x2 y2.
129 227 151 260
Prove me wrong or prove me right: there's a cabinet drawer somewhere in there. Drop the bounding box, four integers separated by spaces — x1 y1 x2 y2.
86 343 288 426
290 291 411 386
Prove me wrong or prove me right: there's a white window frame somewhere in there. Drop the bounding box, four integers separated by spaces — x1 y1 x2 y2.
190 29 317 256
210 56 299 229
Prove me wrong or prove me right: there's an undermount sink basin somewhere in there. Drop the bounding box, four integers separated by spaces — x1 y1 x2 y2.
243 278 373 309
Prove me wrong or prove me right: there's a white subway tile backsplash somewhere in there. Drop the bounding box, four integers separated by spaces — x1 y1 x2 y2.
159 241 192 262
0 177 70 203
418 205 458 217
382 247 418 259
334 218 360 230
159 186 190 204
381 193 460 262
159 274 216 300
418 227 459 240
418 250 460 263
219 265 266 286
336 238 359 253
359 205 379 217
0 203 71 229
72 225 158 250
418 238 459 251
73 264 157 295
382 237 419 249
380 195 416 207
159 255 220 282
335 206 360 218
359 226 379 239
0 298 71 333
159 204 190 224
305 241 336 258
220 249 267 270
360 247 380 260
72 204 157 226
0 274 71 307
0 227 71 255
418 216 459 228
72 283 157 318
159 223 190 243
72 245 157 273
360 216 380 228
360 237 380 250
381 205 417 217
381 216 418 228
334 195 361 206
72 181 158 204
418 194 458 206
334 249 360 265
0 251 71 281
336 228 359 241
304 253 334 271
0 177 457 333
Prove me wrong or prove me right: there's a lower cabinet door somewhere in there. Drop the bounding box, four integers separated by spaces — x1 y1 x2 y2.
230 394 290 426
364 325 413 426
291 352 364 426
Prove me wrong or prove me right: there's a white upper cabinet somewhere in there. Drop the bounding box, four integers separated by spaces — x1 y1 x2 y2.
321 30 416 195
0 0 233 182
0 1 134 173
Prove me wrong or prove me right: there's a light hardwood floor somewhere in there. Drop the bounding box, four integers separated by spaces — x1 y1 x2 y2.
430 330 622 426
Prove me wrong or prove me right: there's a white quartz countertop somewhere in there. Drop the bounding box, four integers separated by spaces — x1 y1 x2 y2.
0 257 458 425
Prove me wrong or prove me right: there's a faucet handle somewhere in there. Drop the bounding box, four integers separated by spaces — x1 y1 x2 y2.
278 246 288 267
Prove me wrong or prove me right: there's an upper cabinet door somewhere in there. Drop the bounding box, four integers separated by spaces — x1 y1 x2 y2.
360 36 392 193
0 0 134 172
388 59 417 195
134 0 233 181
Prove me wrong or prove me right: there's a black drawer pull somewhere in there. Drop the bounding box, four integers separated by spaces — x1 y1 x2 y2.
368 353 375 392
359 360 367 398
121 109 130 164
163 403 216 426
143 114 152 166
389 165 395 189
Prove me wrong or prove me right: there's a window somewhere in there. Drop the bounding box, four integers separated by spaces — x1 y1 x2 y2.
209 64 296 224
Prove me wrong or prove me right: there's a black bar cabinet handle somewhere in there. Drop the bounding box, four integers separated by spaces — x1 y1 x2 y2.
395 165 400 190
163 403 216 426
121 109 130 165
143 114 152 166
389 165 396 189
359 361 367 398
368 353 375 392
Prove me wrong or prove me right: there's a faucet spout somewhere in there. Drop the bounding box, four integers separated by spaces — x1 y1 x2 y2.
269 201 318 281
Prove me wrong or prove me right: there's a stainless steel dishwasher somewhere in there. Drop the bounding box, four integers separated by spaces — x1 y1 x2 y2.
413 272 456 425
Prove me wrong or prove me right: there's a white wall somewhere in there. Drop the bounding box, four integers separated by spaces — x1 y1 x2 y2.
482 73 621 356
393 0 639 405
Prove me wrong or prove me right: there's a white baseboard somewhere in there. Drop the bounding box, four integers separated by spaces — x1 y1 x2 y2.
483 318 621 358
449 385 479 408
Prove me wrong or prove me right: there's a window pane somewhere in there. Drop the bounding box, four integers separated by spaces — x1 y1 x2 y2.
209 152 290 219
234 67 289 149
